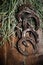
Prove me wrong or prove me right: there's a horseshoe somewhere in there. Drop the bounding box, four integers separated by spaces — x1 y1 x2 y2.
14 20 33 38
22 28 38 43
17 37 37 56
16 4 40 30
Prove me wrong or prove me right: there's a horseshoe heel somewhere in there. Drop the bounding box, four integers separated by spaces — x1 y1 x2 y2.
16 4 40 30
17 37 36 56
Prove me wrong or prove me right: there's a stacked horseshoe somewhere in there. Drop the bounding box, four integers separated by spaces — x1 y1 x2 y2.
14 4 40 56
